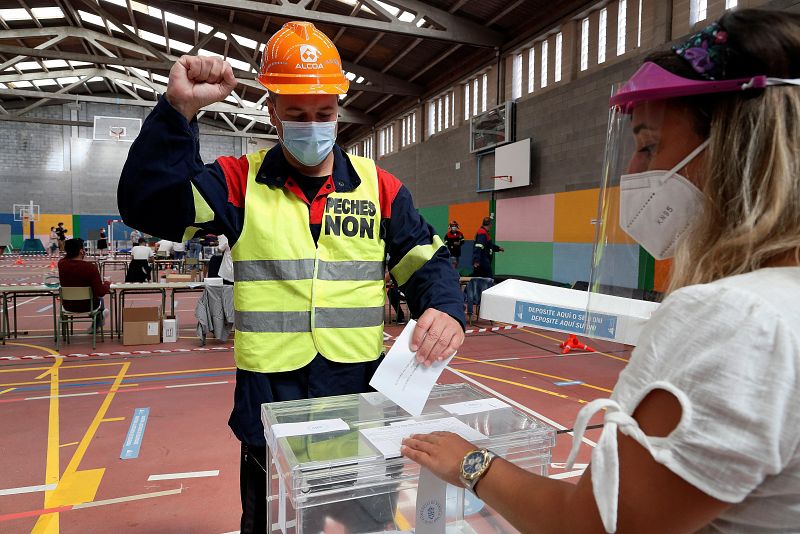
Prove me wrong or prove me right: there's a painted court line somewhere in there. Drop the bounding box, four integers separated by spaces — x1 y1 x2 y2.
36 304 53 313
0 483 57 496
549 468 586 480
165 381 229 389
25 392 99 401
147 470 220 481
446 367 597 448
72 487 183 509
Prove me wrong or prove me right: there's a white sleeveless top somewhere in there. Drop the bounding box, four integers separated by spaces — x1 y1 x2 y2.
567 268 800 533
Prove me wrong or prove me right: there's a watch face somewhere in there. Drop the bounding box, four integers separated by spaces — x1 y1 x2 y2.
463 451 485 475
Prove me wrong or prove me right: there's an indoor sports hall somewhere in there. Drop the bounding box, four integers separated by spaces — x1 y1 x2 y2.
1 1 799 533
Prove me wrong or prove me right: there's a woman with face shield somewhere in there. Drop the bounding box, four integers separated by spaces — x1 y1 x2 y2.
401 9 800 533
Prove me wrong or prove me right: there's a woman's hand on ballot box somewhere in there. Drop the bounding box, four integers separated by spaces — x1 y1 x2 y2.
401 431 473 487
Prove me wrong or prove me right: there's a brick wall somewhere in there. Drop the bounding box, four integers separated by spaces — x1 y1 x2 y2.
0 102 254 215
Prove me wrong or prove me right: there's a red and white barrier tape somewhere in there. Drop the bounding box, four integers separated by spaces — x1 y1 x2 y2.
0 345 234 361
464 324 521 335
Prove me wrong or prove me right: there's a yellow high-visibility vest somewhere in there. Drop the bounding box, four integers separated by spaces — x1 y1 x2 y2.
231 152 386 373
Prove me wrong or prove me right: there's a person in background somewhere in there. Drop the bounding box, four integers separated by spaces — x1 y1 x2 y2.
130 228 141 248
172 240 186 261
155 238 173 257
55 222 68 253
97 227 108 256
126 237 153 282
384 271 406 324
444 220 465 269
403 10 800 533
214 234 234 285
58 238 110 332
472 216 503 278
48 227 59 257
118 20 464 533
188 236 203 259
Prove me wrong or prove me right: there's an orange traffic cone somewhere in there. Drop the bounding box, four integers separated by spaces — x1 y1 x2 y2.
15 257 24 265
49 260 57 270
559 334 595 354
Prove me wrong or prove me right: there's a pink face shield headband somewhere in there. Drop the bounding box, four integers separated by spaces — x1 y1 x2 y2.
609 62 780 113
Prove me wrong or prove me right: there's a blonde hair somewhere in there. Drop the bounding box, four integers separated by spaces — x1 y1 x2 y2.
668 85 800 293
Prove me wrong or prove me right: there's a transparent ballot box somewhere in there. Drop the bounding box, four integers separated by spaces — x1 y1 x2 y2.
262 383 556 533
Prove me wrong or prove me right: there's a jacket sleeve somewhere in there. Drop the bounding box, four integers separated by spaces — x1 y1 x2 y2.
473 232 489 264
118 96 245 246
381 178 465 329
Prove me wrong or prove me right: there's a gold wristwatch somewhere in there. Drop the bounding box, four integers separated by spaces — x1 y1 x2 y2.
458 448 497 494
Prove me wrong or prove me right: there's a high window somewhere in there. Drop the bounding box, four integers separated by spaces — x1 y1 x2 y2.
691 0 708 25
528 47 535 92
541 40 549 88
580 18 590 71
555 32 563 83
617 0 627 56
512 53 522 100
598 8 607 64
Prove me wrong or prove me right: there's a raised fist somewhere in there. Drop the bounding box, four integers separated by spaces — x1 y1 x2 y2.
165 55 237 121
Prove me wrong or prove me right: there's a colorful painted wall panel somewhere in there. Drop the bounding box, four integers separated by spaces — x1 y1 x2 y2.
602 186 637 245
552 243 640 288
32 213 73 240
494 242 553 280
654 259 672 293
449 200 490 240
496 194 554 242
553 188 599 243
551 243 593 286
417 205 449 238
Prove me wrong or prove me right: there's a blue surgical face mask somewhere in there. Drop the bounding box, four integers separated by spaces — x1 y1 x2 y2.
275 114 338 167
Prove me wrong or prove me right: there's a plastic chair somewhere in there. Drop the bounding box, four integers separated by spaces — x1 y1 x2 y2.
58 286 104 350
184 257 200 280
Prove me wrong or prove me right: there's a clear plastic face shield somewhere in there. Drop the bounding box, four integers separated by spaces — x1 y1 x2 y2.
584 61 800 344
591 62 800 293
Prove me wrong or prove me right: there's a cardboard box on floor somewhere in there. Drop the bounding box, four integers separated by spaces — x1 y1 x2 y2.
123 306 162 346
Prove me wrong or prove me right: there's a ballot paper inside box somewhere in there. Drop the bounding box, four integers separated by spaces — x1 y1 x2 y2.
261 383 556 534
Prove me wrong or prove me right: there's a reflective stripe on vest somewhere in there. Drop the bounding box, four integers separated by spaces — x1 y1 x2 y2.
231 151 386 373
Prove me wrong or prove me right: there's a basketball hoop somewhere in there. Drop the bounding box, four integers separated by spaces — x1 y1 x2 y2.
109 126 127 141
491 175 513 183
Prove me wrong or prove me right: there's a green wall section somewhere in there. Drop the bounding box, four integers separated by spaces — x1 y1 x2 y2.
72 214 82 243
495 242 554 280
417 205 450 237
638 247 655 291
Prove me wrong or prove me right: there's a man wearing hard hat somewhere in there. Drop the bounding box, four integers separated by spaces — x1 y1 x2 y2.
119 21 465 531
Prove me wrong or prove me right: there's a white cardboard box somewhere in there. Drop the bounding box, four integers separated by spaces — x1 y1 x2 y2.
162 317 178 343
480 279 660 346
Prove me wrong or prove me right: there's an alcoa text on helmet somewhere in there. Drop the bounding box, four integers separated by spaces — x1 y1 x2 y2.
258 21 350 95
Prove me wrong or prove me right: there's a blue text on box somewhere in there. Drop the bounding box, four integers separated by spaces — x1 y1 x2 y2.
513 301 618 340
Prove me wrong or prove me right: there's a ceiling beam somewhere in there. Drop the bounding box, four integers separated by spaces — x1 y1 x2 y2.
157 5 423 95
163 0 503 47
0 26 420 96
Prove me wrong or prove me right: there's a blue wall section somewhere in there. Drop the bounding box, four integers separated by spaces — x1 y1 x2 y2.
552 243 640 288
0 213 23 236
552 243 594 286
594 244 641 289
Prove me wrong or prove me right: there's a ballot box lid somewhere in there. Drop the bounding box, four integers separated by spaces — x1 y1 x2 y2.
262 383 556 507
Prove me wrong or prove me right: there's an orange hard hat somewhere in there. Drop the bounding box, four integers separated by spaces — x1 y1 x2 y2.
258 21 350 95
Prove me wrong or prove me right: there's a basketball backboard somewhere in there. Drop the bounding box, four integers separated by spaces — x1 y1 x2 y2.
470 101 515 153
93 116 142 142
492 138 531 191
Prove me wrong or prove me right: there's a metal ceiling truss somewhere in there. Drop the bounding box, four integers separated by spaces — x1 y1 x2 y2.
0 27 374 125
156 3 423 96
164 0 503 47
